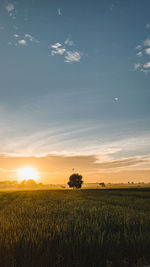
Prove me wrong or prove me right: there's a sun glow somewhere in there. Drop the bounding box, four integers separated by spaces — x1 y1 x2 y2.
17 167 38 182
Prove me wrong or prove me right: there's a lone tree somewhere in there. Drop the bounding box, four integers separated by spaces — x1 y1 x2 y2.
68 173 83 189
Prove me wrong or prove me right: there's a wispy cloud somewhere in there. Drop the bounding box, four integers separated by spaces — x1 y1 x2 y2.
137 51 142 57
146 23 150 29
64 39 74 46
14 34 19 38
136 45 142 50
50 39 82 63
134 63 141 71
65 51 81 63
94 156 150 169
134 28 150 73
110 4 115 11
144 39 150 46
5 3 14 13
25 33 39 44
0 154 149 175
5 2 16 19
11 33 39 47
57 8 62 16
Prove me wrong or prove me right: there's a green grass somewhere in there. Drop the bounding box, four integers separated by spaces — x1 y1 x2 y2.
0 189 150 267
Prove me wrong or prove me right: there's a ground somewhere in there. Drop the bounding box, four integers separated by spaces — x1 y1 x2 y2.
0 189 150 267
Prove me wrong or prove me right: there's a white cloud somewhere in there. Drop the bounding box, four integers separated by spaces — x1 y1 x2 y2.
137 51 142 57
25 34 34 41
25 33 39 44
144 39 150 46
14 34 19 38
146 23 150 29
136 45 142 50
6 3 14 13
64 39 74 46
51 48 66 56
12 34 39 47
9 33 39 46
134 63 141 71
51 43 66 56
50 40 82 63
145 48 150 55
143 62 150 68
57 8 62 16
51 43 62 49
114 97 118 101
65 51 81 63
135 35 150 73
18 40 27 46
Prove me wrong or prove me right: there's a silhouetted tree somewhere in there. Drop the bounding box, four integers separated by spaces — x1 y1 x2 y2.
68 173 83 189
99 182 105 187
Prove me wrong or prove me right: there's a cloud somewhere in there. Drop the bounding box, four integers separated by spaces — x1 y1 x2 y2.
65 51 81 63
64 39 74 46
57 8 62 16
51 43 66 56
6 3 14 13
5 3 16 19
0 154 149 176
18 40 27 46
51 48 66 56
12 33 39 47
146 23 150 29
144 39 150 46
25 33 39 44
50 40 82 63
143 62 150 68
135 35 150 73
51 43 62 49
25 34 34 41
134 63 141 70
136 45 142 50
14 34 19 38
145 48 150 55
137 51 142 57
114 97 118 101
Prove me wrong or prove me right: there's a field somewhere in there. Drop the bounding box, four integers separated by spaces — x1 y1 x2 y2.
0 189 150 267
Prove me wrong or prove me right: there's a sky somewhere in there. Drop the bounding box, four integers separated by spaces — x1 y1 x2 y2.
0 0 150 184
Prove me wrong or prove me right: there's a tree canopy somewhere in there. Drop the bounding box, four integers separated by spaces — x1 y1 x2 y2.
68 173 83 189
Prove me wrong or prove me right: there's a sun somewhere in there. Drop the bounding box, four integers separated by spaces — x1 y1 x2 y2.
17 167 38 182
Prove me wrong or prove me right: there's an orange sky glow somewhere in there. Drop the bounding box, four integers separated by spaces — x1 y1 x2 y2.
0 154 150 184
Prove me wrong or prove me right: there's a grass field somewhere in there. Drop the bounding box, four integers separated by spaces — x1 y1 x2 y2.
0 189 150 267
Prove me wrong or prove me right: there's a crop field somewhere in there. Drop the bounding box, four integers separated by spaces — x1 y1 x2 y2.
0 189 150 267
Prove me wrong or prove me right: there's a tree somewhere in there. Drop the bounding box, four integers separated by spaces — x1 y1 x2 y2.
68 173 83 189
99 182 105 187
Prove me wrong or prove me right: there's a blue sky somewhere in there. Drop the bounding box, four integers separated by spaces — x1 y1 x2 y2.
0 0 150 182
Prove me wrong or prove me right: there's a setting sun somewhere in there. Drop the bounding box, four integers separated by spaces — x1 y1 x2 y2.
17 167 38 182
